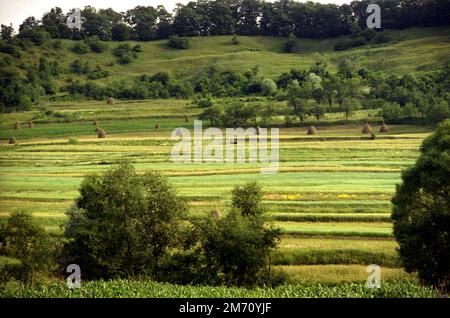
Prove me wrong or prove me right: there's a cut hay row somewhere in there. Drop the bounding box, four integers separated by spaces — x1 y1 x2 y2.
269 213 391 222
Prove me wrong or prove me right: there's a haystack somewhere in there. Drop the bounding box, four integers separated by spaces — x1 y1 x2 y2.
106 97 115 105
8 137 16 145
28 121 35 128
155 123 160 129
211 209 222 221
184 116 190 122
256 125 261 135
14 122 20 130
93 119 98 126
97 128 106 138
379 122 389 133
362 122 372 134
307 125 317 135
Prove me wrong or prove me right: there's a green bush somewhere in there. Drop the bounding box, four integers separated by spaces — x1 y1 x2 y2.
0 212 55 284
85 36 108 53
232 182 265 217
168 35 189 49
392 120 450 292
72 42 90 54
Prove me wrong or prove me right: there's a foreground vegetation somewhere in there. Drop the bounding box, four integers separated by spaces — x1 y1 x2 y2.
0 280 438 298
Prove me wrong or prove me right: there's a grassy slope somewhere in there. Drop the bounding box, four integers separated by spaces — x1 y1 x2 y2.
2 26 450 88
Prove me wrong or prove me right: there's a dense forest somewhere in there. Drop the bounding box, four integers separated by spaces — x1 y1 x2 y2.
1 0 450 42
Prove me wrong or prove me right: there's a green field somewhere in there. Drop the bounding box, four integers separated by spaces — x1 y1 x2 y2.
0 97 432 288
2 26 447 297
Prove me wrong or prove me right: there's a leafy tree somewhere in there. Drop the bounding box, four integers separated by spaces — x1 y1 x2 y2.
81 6 111 40
61 162 187 279
381 102 403 123
199 105 222 126
232 182 265 217
287 80 309 123
111 23 131 41
309 101 326 122
261 78 277 96
125 6 158 41
168 35 189 49
0 212 55 284
392 120 450 292
155 5 173 39
198 181 280 286
1 24 14 40
283 32 299 53
41 7 71 38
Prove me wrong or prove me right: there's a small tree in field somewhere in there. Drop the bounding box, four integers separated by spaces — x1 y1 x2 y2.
199 182 280 286
392 120 450 292
61 162 187 279
0 212 54 284
232 182 265 217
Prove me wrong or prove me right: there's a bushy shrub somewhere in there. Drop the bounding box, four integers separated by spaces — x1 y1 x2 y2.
168 35 189 49
261 78 277 96
85 36 108 53
72 42 89 54
0 211 55 284
283 33 299 53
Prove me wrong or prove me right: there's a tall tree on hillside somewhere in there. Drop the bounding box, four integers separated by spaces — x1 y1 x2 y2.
41 7 71 38
172 2 203 36
209 0 235 35
0 24 14 40
126 6 158 41
155 5 173 39
81 6 111 40
237 0 261 35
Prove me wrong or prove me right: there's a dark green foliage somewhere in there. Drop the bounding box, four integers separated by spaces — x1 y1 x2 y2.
111 23 131 41
9 1 450 43
199 105 222 126
1 24 14 40
392 120 450 292
132 44 143 52
283 33 299 53
168 35 189 49
199 210 281 286
231 35 240 45
0 41 18 55
232 182 265 217
60 162 187 279
113 43 138 64
72 42 90 54
374 32 390 44
0 212 55 284
85 36 108 53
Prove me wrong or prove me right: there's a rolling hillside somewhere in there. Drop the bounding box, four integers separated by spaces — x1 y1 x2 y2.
3 26 450 88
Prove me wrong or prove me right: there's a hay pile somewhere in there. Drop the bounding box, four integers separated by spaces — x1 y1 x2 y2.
184 116 190 122
256 125 261 135
362 122 373 134
211 209 222 221
28 121 35 128
8 137 16 144
155 123 160 129
14 122 20 130
307 125 317 135
380 122 389 133
107 97 115 105
97 128 106 138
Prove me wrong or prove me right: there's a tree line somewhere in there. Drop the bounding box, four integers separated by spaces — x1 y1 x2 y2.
2 0 450 42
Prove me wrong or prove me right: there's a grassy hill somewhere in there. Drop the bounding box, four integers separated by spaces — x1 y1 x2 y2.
3 26 450 88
